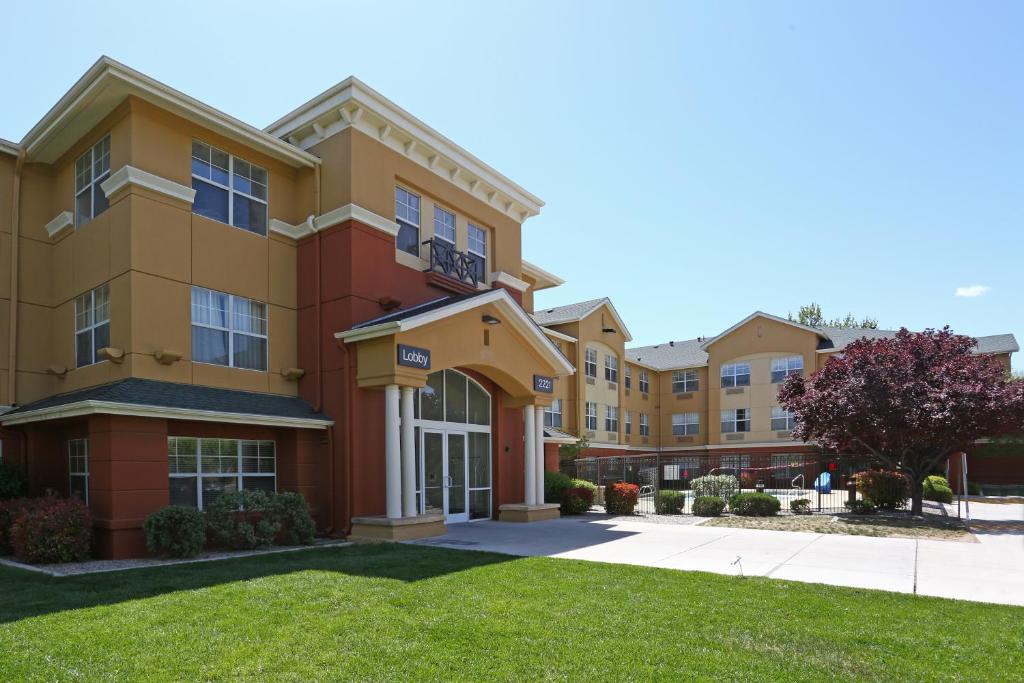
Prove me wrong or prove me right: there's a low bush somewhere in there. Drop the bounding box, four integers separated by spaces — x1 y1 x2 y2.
0 497 39 555
790 498 812 515
729 492 781 517
560 486 594 515
143 506 206 558
0 462 27 501
9 496 91 563
846 500 877 515
204 490 280 550
853 470 910 509
923 476 954 504
268 492 316 545
569 478 597 497
691 474 738 501
655 490 686 515
604 482 640 515
544 471 573 505
692 496 725 517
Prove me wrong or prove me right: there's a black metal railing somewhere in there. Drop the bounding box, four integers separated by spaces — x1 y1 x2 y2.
423 238 483 287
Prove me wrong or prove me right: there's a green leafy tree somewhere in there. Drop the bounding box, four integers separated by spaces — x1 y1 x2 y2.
558 434 590 461
789 302 878 329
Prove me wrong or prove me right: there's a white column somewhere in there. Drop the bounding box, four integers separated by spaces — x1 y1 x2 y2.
384 384 402 519
534 405 546 504
400 386 417 517
524 405 537 505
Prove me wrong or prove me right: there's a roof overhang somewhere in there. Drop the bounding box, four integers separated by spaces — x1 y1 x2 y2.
336 288 575 377
20 56 319 168
541 326 576 343
265 76 543 223
587 299 633 343
0 400 333 429
521 260 565 290
0 138 19 157
700 311 827 350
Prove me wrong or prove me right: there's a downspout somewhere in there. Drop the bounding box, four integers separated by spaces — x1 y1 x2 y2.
8 148 26 407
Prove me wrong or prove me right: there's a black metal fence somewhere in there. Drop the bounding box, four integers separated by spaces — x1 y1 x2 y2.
563 452 911 515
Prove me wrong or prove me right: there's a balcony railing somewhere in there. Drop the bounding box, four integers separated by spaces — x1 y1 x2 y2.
423 238 483 288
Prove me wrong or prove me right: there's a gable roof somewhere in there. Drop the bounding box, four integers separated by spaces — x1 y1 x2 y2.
816 328 1019 355
627 339 708 370
531 297 633 342
700 311 826 350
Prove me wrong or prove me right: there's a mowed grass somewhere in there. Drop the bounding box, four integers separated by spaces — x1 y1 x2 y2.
0 545 1021 681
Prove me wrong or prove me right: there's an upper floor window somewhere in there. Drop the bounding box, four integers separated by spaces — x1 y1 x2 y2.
395 186 421 256
721 408 751 433
604 405 618 433
68 439 89 504
771 356 804 383
721 362 751 388
672 369 699 393
639 370 650 394
544 399 563 429
468 223 487 281
604 354 618 383
639 413 650 437
192 141 267 236
75 134 111 228
624 366 632 390
624 411 632 435
433 205 456 244
672 412 700 436
585 401 598 431
75 283 110 368
191 286 267 371
584 348 598 378
771 406 797 431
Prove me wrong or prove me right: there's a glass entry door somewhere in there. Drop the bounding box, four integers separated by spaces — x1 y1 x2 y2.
420 430 469 523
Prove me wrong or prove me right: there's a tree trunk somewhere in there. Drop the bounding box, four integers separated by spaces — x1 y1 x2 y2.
910 473 924 516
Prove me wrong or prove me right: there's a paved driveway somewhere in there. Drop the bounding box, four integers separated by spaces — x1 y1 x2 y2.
410 506 1024 607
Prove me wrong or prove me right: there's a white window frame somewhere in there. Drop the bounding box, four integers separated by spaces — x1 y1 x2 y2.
168 437 277 510
75 134 111 228
771 406 796 431
639 413 650 437
721 408 751 433
433 205 456 244
721 362 751 388
672 412 700 436
604 405 618 433
639 370 650 394
585 401 598 431
68 439 89 504
75 283 110 368
191 140 268 236
624 366 632 390
624 410 632 435
771 356 804 383
191 286 268 372
395 186 421 256
544 399 563 428
584 348 598 378
604 354 619 383
672 369 699 393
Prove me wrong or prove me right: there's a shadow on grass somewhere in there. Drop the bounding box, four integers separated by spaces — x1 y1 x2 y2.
0 543 513 625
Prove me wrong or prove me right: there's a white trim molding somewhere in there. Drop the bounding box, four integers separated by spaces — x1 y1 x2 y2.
490 271 530 293
44 211 74 240
0 400 333 430
269 217 316 240
0 138 19 157
100 165 196 205
700 311 827 350
315 203 399 236
541 326 576 343
521 260 565 290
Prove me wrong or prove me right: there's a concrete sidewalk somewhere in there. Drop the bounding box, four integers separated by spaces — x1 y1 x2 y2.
410 510 1024 607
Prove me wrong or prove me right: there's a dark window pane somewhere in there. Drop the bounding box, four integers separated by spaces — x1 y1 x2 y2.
396 221 419 255
233 333 267 371
69 476 88 503
170 477 198 507
233 194 267 235
193 179 229 223
193 326 230 365
242 476 275 494
76 191 92 228
93 322 109 357
92 175 110 217
76 330 93 367
469 489 491 520
421 371 444 421
445 370 467 423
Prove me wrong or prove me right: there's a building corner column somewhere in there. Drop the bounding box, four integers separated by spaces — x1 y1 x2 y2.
524 405 537 505
400 386 416 517
534 405 546 504
384 384 402 519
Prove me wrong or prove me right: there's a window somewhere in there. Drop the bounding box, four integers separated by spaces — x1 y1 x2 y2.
468 223 487 282
585 402 598 431
604 354 619 383
720 362 751 388
624 366 632 390
772 406 796 431
624 411 632 435
639 413 650 437
720 454 751 472
75 283 110 367
604 405 618 433
672 369 699 393
544 399 563 428
584 348 598 378
395 186 421 256
721 408 751 433
639 370 650 394
168 437 276 509
672 412 700 436
191 287 268 371
433 205 456 244
771 356 804 383
75 135 111 228
416 369 491 425
68 439 89 504
191 140 267 236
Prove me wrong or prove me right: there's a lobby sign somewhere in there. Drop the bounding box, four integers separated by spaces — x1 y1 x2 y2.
533 374 554 393
397 344 431 370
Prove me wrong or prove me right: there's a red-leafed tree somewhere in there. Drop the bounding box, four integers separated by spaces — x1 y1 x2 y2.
778 328 1024 515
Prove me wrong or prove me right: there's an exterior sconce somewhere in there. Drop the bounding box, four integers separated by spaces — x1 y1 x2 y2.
482 314 501 325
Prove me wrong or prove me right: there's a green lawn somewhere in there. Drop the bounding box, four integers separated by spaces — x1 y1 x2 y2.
1 545 1021 681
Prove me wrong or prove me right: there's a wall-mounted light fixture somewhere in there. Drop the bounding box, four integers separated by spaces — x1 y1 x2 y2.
482 314 502 325
602 327 616 334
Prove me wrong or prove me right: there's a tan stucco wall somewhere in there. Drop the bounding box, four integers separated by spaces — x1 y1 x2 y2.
657 366 708 449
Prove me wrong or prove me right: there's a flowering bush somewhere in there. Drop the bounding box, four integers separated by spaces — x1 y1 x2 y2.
692 496 725 517
604 482 639 515
560 486 594 515
144 506 206 558
9 496 91 563
691 474 738 501
853 470 910 510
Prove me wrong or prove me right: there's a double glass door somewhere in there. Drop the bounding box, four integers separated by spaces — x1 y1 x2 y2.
421 430 469 523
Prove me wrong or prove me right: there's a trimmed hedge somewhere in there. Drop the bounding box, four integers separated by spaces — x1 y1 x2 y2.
144 506 206 558
604 482 640 515
655 490 686 515
692 496 725 517
561 486 594 515
544 471 573 505
729 493 781 517
854 470 910 510
691 474 738 501
205 490 281 550
0 462 27 501
269 492 316 545
9 496 91 563
923 475 954 504
0 497 38 555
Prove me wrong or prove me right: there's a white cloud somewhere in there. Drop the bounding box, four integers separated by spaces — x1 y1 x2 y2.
954 285 991 298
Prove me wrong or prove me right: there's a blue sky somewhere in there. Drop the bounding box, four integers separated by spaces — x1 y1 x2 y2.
2 1 1021 362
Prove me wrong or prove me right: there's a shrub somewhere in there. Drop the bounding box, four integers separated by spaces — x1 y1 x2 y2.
729 492 781 517
0 497 40 555
853 470 910 509
655 490 686 515
569 478 597 498
604 482 640 515
790 498 812 515
692 496 725 517
143 506 206 558
204 490 280 550
9 496 91 563
0 462 27 501
691 474 739 501
922 475 954 504
846 500 877 515
544 471 573 504
268 492 316 545
560 486 594 515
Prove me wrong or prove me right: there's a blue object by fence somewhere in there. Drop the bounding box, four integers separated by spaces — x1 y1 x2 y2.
814 472 832 494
